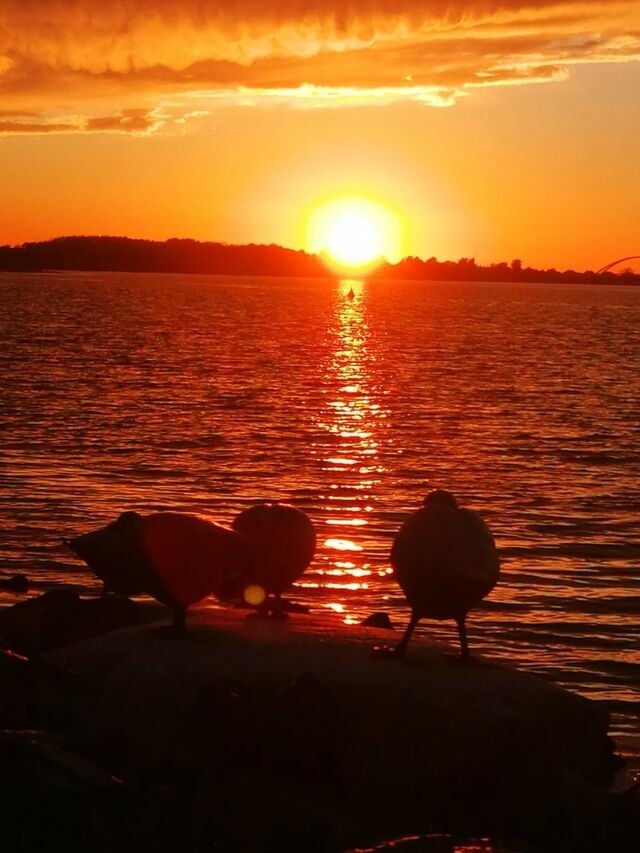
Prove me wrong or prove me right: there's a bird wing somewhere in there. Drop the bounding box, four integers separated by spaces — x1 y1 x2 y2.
390 505 457 600
139 513 256 608
452 509 500 587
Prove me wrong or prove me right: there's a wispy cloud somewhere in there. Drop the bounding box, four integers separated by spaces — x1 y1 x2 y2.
1 1 639 133
0 119 79 134
0 106 211 136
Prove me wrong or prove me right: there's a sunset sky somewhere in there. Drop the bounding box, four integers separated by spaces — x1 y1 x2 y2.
1 1 639 270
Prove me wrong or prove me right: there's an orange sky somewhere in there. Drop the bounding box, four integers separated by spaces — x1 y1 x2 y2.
1 1 639 270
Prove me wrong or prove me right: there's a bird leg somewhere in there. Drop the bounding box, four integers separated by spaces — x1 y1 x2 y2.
395 613 419 656
455 616 470 661
372 613 419 659
269 591 290 620
152 605 189 638
247 592 290 620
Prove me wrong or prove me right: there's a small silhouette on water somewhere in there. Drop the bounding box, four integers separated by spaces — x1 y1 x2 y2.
65 503 316 633
0 573 29 593
374 489 500 660
361 611 395 630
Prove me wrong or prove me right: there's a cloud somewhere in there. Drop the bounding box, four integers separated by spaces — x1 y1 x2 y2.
0 119 79 134
0 106 211 135
85 108 163 133
1 1 639 133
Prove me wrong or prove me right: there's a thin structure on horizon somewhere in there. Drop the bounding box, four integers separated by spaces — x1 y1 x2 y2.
596 255 640 274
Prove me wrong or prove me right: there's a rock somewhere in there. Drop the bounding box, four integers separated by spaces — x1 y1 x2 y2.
0 590 141 654
73 596 142 642
45 608 623 850
1 729 123 789
0 589 79 653
0 643 115 736
0 729 167 852
361 612 395 630
0 573 29 593
0 646 183 849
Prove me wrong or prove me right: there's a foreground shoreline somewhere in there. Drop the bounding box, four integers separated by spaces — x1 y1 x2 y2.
2 593 639 851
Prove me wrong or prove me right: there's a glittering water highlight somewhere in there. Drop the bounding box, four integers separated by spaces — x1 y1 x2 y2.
1 271 638 774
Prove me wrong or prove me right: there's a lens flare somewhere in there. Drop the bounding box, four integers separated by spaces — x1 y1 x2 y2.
244 584 266 606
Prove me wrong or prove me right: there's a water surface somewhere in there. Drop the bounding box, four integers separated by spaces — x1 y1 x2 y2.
1 271 638 772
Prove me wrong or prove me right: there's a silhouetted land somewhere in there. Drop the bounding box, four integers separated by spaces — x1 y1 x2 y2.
1 236 639 285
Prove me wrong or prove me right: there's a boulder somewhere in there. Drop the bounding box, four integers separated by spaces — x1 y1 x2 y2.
361 611 395 630
0 643 121 743
0 590 141 654
0 573 29 593
0 728 178 852
45 608 625 850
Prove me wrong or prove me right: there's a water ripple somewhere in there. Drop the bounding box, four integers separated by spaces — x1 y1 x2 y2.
1 272 639 763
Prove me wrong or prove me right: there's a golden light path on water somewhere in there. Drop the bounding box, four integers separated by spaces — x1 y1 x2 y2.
1 272 639 783
305 279 395 624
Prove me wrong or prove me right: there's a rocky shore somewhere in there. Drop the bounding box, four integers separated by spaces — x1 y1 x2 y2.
1 591 639 852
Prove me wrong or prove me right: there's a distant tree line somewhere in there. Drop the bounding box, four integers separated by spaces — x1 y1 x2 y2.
0 236 638 285
0 236 324 277
369 255 640 285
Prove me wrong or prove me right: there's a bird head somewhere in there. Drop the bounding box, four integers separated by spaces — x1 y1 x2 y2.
114 511 143 533
423 490 458 510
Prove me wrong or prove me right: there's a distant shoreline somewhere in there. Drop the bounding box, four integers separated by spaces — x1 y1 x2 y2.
1 235 639 286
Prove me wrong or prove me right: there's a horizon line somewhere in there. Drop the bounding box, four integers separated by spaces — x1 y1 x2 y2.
3 233 639 277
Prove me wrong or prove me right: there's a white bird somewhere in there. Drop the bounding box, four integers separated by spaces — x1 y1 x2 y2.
386 489 500 659
232 502 316 618
66 511 258 636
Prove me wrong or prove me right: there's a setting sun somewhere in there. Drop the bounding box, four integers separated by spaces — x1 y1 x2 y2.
307 198 402 271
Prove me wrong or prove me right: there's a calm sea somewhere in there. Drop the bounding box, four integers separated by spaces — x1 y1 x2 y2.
1 271 639 773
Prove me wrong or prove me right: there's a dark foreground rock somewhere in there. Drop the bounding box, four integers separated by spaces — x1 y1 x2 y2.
1 730 132 849
361 611 395 629
0 589 141 654
34 608 637 852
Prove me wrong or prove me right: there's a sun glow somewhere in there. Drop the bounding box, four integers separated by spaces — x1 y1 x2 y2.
307 197 402 271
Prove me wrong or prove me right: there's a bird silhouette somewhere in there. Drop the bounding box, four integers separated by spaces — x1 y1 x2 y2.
65 511 258 636
231 502 316 618
382 489 499 659
65 511 149 598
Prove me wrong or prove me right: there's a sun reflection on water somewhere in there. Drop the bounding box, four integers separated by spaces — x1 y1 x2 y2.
311 279 391 623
